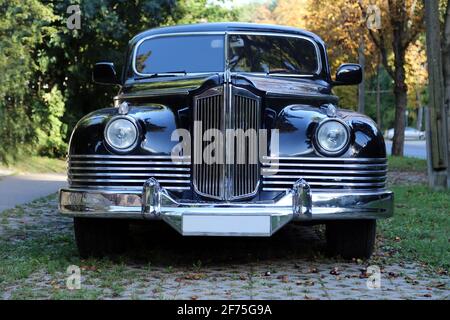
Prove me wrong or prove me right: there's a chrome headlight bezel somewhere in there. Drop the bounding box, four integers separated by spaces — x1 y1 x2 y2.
314 118 351 156
104 115 139 153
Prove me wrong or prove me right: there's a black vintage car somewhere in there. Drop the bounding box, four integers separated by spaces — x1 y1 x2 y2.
59 23 393 259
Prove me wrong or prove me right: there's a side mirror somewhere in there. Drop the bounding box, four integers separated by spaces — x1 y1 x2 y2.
92 62 121 85
333 63 362 86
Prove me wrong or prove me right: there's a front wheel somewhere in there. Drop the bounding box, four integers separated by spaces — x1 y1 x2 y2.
325 220 376 259
74 217 129 258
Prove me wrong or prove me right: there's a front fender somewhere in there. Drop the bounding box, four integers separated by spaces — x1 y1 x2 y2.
268 105 386 158
69 105 182 155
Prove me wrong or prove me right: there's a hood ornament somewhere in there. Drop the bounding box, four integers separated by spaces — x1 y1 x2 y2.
118 101 130 115
324 103 337 117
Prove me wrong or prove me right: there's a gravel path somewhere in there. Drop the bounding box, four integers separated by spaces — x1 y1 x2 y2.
0 194 448 300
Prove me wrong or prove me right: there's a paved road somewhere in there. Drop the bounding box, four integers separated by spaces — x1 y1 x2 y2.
385 140 427 159
0 173 66 212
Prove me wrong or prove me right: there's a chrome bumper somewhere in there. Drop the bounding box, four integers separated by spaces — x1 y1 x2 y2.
59 178 393 236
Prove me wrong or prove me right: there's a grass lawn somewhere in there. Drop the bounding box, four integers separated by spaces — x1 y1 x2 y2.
387 155 427 172
378 185 449 271
0 156 66 174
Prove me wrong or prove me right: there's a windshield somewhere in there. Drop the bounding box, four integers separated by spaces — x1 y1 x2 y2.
134 33 320 76
228 34 319 75
135 34 225 74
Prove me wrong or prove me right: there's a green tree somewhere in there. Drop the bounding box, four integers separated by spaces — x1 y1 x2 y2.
0 0 58 163
0 0 241 163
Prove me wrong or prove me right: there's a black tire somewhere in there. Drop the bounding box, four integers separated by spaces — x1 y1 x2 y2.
325 220 376 259
74 217 129 258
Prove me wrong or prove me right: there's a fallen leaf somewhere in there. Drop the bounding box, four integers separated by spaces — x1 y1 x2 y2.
184 273 204 280
304 280 315 286
309 267 318 273
430 282 446 288
388 272 399 278
330 267 340 276
437 269 448 276
191 295 199 300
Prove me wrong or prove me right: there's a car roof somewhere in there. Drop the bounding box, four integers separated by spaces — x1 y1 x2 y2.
129 22 325 46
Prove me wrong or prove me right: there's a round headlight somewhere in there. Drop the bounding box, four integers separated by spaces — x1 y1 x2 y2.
105 117 138 151
315 119 350 155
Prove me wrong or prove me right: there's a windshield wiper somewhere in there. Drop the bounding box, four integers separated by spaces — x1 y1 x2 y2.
135 70 187 80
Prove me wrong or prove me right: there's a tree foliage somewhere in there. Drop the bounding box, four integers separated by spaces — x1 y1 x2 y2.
0 0 239 163
252 0 427 145
0 0 58 163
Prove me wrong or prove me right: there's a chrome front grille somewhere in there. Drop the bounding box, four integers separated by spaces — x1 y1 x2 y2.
193 86 261 200
262 157 387 191
193 87 224 198
68 155 191 191
229 90 260 198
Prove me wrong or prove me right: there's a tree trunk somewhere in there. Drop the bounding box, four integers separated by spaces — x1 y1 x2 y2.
376 56 382 128
425 0 449 189
443 0 450 188
417 106 423 131
358 35 366 114
391 48 407 156
415 88 422 130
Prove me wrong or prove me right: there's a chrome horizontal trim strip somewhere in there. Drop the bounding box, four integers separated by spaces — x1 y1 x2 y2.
69 166 191 172
69 160 190 165
117 89 191 99
262 168 387 175
262 156 386 163
261 162 387 168
163 186 190 190
69 154 191 160
68 185 190 191
262 187 386 194
263 175 386 181
69 172 190 178
262 181 386 187
69 178 190 184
